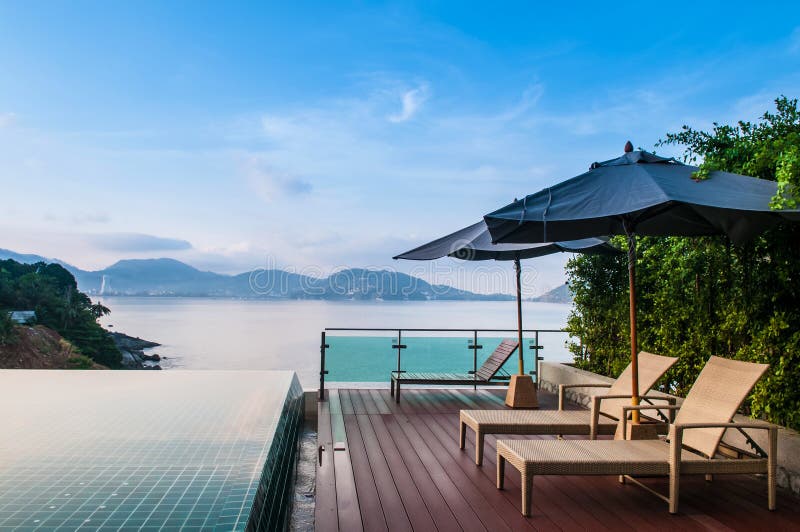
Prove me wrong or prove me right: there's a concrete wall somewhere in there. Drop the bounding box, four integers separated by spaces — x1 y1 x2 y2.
540 361 800 496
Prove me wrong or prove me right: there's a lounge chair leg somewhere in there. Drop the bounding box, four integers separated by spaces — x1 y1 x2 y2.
669 470 680 514
476 431 484 466
768 427 777 510
619 475 626 484
496 454 505 489
395 382 400 403
521 470 533 517
390 379 394 396
705 474 713 482
459 422 466 450
670 428 681 514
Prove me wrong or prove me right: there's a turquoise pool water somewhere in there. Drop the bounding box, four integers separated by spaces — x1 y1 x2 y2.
325 334 570 382
0 371 303 531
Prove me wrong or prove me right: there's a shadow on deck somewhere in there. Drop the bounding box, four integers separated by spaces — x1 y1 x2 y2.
315 388 800 531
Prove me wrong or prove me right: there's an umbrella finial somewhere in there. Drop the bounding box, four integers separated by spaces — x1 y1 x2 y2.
624 140 634 153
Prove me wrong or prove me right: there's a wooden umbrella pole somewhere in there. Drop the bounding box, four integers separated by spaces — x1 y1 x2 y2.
625 224 641 424
515 257 524 375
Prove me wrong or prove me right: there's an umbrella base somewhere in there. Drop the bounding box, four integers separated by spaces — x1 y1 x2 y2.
505 375 539 409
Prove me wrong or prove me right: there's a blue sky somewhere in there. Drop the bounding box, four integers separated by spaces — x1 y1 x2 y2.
1 1 799 294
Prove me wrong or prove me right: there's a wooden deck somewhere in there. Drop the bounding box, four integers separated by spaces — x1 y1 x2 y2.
315 388 800 531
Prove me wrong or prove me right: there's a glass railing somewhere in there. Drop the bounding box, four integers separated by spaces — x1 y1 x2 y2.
317 328 571 399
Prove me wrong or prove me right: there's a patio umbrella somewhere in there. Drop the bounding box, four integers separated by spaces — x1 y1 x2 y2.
394 220 618 397
484 142 800 420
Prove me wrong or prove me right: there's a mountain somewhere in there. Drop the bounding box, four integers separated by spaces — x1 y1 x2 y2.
530 283 573 304
0 249 513 301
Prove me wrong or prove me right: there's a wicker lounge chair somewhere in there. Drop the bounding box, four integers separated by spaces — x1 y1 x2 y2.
460 351 677 465
390 339 518 403
496 356 773 516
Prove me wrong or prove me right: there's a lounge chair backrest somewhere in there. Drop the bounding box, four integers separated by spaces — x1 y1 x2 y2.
475 339 519 381
670 356 768 458
600 351 677 419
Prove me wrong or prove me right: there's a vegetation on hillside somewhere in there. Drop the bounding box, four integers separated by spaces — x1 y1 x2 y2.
566 96 800 430
0 259 121 367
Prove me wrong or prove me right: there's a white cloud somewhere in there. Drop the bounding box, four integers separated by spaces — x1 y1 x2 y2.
387 84 429 123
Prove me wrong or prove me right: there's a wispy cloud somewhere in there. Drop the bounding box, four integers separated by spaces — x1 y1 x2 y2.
0 113 16 128
87 233 193 252
243 155 312 202
388 84 429 123
789 27 800 53
44 211 110 225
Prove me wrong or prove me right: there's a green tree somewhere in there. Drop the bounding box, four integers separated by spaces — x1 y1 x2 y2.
0 259 122 368
566 96 800 429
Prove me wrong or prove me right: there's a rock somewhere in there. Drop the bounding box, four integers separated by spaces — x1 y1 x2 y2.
109 332 160 351
120 350 143 369
109 331 162 370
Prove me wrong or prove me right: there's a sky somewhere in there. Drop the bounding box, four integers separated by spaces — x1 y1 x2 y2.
1 1 799 295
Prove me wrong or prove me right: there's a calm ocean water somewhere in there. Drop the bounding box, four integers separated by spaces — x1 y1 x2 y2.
97 298 575 388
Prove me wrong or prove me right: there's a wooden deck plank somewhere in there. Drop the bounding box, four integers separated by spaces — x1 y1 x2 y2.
354 410 413 531
340 397 388 532
398 412 532 532
368 389 392 415
339 387 355 415
358 389 381 415
378 413 468 532
319 389 800 532
329 391 363 532
349 386 367 415
315 398 339 532
365 413 441 531
386 412 492 532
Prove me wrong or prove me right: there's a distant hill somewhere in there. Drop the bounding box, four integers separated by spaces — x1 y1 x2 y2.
530 284 573 304
0 249 513 301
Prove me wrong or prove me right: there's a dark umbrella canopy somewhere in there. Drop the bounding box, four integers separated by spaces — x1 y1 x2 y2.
393 220 618 261
485 150 800 245
484 146 800 422
394 221 619 378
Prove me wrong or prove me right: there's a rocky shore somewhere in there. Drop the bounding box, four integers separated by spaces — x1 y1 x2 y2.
109 332 165 370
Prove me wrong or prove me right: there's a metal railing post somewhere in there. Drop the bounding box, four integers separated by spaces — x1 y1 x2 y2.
392 329 407 376
318 331 329 401
397 329 402 374
472 330 478 390
529 330 544 388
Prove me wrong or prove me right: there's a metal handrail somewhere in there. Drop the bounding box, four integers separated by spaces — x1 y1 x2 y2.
318 327 567 400
324 327 564 332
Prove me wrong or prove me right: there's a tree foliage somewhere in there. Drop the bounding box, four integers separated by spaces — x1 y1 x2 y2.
566 96 800 430
0 259 122 367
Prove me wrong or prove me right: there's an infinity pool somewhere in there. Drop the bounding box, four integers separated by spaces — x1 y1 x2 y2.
0 370 303 531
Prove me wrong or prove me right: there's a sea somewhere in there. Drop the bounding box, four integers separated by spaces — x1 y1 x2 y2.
97 298 575 389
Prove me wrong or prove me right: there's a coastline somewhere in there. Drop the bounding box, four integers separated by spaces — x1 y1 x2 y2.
109 331 164 370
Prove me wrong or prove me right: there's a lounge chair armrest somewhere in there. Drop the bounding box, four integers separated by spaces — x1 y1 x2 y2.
674 421 773 431
671 422 778 460
391 370 407 374
596 394 675 411
640 395 677 403
619 405 681 435
558 383 611 410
